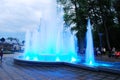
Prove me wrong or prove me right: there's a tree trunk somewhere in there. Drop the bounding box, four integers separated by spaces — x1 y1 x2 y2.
103 17 111 51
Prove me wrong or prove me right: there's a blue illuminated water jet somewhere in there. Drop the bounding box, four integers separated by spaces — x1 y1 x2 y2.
22 0 78 62
85 19 95 65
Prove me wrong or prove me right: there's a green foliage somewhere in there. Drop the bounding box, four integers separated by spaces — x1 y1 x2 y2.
58 0 120 49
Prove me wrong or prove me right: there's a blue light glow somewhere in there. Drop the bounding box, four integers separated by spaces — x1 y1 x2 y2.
33 57 39 61
71 57 77 62
89 61 93 65
26 56 30 60
56 57 60 62
84 62 113 67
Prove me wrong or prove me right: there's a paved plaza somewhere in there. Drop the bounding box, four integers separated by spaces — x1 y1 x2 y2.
0 53 120 80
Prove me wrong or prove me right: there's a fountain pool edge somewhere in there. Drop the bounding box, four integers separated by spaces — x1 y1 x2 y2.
14 56 120 75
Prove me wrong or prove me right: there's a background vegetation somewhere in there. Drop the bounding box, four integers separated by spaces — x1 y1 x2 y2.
58 0 120 51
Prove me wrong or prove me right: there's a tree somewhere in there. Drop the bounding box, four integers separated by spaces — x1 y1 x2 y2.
58 0 88 51
7 37 13 41
0 37 5 43
86 0 116 50
99 0 116 50
114 0 120 24
58 0 120 50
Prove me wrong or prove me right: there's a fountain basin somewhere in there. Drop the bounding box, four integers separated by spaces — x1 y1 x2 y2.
14 57 64 66
14 56 120 75
14 54 78 66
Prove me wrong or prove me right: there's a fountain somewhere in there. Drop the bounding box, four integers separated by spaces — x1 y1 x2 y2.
85 19 95 65
14 0 78 64
68 19 120 75
14 0 120 75
84 19 112 67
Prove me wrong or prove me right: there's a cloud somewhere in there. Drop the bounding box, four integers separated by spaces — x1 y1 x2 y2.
0 0 53 32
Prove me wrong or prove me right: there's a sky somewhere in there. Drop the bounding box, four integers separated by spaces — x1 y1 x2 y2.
0 0 52 41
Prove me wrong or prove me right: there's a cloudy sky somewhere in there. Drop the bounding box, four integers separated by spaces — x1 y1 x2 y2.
0 0 53 41
0 0 52 32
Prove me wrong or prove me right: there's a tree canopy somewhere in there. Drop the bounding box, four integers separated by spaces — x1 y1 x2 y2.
58 0 120 50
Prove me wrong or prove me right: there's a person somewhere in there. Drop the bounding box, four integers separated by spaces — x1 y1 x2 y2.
97 50 101 56
0 47 4 62
95 47 101 56
112 47 116 53
101 47 106 55
108 47 116 58
112 47 116 57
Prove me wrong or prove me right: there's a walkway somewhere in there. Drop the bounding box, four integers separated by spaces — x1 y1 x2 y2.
0 53 120 80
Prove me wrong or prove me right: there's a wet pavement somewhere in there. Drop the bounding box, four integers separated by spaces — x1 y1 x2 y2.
0 53 120 80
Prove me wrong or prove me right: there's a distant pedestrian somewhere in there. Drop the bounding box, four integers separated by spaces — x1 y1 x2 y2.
101 47 106 55
0 47 4 62
112 47 116 57
97 50 101 56
95 47 101 56
112 47 116 53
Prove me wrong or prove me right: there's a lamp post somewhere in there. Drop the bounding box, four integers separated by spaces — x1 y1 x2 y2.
98 33 103 49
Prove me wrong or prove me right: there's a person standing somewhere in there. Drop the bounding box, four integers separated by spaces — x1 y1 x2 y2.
112 47 116 53
0 47 4 62
112 47 116 57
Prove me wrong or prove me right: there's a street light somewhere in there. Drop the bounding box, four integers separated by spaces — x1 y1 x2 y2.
98 33 103 49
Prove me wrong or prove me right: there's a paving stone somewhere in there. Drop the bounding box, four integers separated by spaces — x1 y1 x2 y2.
0 54 119 80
